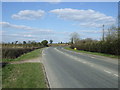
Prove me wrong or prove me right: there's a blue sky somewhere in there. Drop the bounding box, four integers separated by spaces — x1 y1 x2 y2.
1 2 118 43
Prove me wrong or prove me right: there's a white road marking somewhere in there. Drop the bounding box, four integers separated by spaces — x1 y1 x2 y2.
104 70 112 74
91 57 95 58
90 64 94 67
83 62 86 63
43 54 46 55
55 48 118 78
113 74 118 77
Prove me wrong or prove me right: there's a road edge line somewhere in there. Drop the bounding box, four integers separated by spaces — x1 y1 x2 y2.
41 49 51 89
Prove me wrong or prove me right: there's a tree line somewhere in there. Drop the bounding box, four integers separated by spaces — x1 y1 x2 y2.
2 40 50 59
2 40 51 48
70 26 119 55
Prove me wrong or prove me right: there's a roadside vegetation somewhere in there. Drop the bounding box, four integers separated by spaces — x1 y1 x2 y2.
15 48 42 61
65 47 118 58
68 25 119 57
2 48 42 62
2 40 49 88
2 48 34 59
2 40 48 62
2 63 46 88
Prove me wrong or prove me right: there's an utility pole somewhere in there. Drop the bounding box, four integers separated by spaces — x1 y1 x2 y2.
102 24 105 41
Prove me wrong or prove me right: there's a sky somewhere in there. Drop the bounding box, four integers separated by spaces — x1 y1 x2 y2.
1 0 120 2
1 2 118 43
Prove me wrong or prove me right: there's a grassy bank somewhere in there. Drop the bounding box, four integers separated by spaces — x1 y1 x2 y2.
2 48 42 62
2 63 47 88
64 47 118 58
2 48 47 88
15 48 42 61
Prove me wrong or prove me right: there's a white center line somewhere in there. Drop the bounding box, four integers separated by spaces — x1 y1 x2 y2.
56 48 118 78
83 62 86 63
104 70 112 74
91 57 95 58
43 54 46 55
90 64 94 67
113 74 118 77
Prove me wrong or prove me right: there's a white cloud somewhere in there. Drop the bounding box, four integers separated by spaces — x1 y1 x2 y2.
0 22 53 33
1 21 56 41
12 10 45 20
0 22 33 30
23 34 32 37
50 8 116 28
4 34 35 38
2 21 69 39
1 22 71 42
78 29 108 34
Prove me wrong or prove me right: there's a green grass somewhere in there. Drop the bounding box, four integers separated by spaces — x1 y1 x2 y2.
2 63 47 88
2 48 42 62
64 47 118 58
15 49 42 61
2 48 47 88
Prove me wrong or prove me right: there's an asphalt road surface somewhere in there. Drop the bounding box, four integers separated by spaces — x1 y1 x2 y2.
42 47 118 88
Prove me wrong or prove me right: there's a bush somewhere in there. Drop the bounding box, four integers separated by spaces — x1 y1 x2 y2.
70 40 119 55
2 48 35 59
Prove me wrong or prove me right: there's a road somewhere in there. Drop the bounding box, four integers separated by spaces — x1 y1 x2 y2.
42 47 118 88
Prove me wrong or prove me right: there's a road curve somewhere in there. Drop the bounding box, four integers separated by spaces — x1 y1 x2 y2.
42 47 118 88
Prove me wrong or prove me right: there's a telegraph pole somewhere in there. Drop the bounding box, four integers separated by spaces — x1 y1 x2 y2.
102 24 105 41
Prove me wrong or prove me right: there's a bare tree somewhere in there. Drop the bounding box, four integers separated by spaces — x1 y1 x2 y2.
105 26 118 41
70 32 80 44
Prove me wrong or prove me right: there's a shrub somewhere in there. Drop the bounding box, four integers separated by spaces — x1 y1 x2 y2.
2 48 35 59
70 39 119 55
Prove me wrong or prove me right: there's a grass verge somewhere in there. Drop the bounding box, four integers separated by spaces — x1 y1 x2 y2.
15 48 42 61
64 47 118 58
2 63 47 88
2 48 47 88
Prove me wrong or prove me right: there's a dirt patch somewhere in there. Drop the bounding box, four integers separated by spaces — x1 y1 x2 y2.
9 58 41 64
